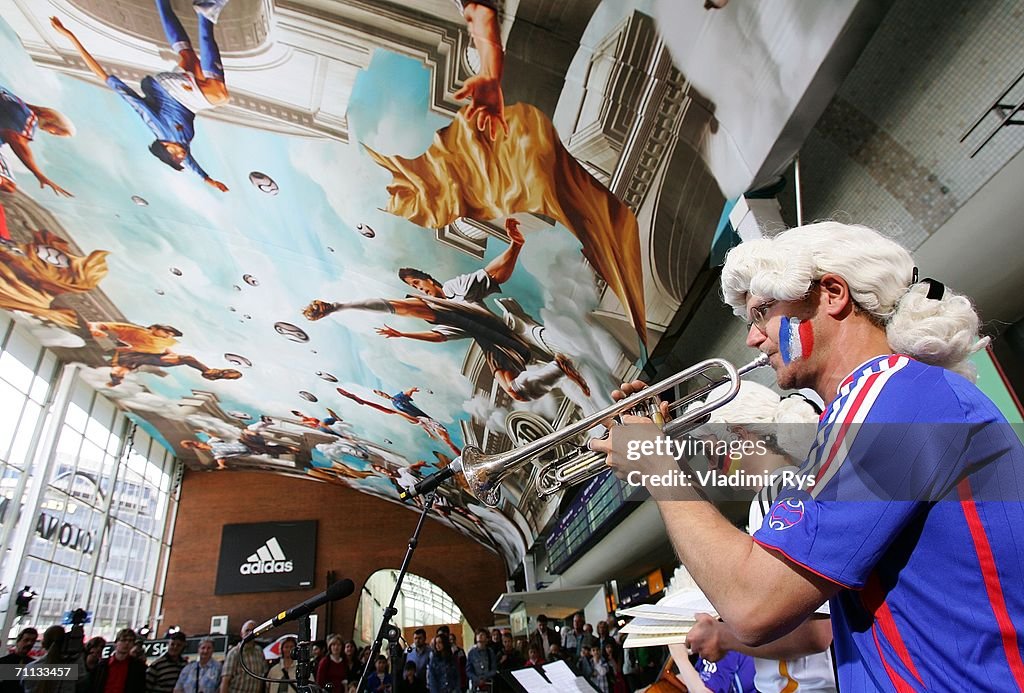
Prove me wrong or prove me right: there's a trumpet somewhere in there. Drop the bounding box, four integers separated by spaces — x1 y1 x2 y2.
399 354 770 507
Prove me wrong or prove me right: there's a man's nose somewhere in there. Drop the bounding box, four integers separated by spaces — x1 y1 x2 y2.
745 323 766 348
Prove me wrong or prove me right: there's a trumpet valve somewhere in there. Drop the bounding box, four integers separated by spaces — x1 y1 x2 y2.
627 398 664 425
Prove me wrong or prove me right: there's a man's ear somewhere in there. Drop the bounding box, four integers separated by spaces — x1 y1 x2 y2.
819 273 854 317
732 425 752 441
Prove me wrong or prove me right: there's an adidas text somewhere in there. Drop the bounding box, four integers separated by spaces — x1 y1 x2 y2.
240 560 293 575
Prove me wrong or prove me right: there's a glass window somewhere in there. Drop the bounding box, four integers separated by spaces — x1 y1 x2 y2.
99 450 117 501
66 380 95 434
0 380 23 460
52 428 83 482
51 496 99 570
81 505 107 573
106 428 122 457
17 557 51 622
63 403 88 437
87 397 116 444
112 477 144 523
99 521 132 583
8 400 41 469
118 588 140 632
29 487 66 562
0 322 54 470
37 564 75 626
144 537 162 588
91 580 120 635
0 327 41 393
5 358 177 642
72 572 90 610
125 533 149 588
0 467 21 536
400 574 462 626
52 510 83 569
74 441 105 501
134 489 157 537
149 490 169 538
30 351 58 403
125 449 149 482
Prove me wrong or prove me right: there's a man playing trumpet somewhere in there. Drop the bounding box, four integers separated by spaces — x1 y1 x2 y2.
593 222 1024 690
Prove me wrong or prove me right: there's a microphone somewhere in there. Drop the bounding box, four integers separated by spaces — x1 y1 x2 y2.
398 459 463 501
243 579 355 642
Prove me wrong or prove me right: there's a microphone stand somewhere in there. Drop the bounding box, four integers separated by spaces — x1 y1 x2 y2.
294 614 317 693
240 628 321 693
356 491 438 693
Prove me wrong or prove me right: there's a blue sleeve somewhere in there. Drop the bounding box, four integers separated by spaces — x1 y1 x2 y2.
105 75 147 114
182 152 209 180
753 370 972 588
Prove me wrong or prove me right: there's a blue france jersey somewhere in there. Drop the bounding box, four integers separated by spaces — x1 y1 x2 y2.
0 85 37 140
105 75 209 180
754 355 1024 691
391 392 429 420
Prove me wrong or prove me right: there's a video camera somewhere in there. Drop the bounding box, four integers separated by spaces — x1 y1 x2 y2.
60 608 91 661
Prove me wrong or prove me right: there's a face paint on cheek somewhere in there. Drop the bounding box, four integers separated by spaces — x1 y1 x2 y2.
779 317 814 364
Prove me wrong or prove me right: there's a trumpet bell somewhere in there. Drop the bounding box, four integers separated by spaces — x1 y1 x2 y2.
460 445 513 508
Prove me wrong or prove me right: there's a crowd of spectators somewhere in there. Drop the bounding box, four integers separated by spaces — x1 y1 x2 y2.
3 612 667 693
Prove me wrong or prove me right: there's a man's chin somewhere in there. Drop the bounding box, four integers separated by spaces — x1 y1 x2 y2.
773 365 799 390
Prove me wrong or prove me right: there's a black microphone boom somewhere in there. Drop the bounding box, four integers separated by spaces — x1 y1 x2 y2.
398 460 463 501
244 579 355 642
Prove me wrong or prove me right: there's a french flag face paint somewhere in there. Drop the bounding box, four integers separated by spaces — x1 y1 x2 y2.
779 316 814 364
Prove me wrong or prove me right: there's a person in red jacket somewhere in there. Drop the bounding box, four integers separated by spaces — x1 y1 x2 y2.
315 636 349 692
90 629 146 693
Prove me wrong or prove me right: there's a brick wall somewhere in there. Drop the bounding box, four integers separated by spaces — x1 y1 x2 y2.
161 470 507 638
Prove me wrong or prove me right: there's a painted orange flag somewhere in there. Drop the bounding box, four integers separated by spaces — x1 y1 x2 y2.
365 103 647 345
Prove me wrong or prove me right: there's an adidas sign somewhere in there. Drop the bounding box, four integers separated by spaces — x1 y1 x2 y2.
240 536 294 575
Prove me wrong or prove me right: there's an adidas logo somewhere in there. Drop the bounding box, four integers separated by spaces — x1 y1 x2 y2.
239 537 294 575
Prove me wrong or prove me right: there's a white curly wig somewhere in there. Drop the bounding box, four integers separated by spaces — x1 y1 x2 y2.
692 381 820 462
721 222 989 381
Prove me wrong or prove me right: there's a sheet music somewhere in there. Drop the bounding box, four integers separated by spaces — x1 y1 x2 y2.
540 660 595 693
511 667 558 693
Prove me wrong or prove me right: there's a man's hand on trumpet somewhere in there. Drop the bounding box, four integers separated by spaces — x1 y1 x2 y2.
588 380 698 499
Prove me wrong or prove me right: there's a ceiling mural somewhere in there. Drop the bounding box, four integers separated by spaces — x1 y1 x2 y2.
0 0 869 568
